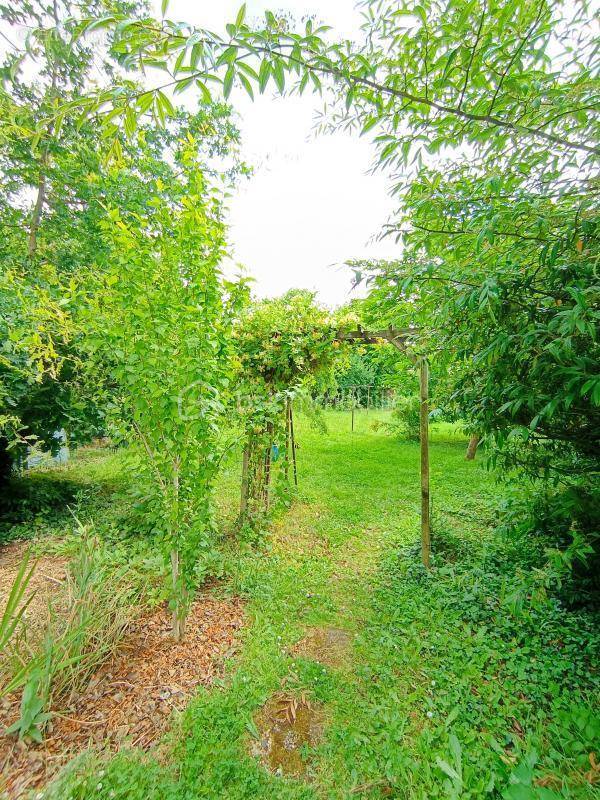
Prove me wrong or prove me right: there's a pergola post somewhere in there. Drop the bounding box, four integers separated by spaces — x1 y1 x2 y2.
419 357 431 568
336 326 431 568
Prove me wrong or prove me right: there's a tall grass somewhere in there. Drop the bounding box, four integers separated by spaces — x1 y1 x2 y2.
2 531 140 737
0 548 35 656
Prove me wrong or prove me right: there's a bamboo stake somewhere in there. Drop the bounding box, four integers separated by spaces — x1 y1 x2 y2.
420 357 431 568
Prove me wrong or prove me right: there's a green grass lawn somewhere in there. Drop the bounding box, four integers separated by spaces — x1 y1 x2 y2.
5 412 600 799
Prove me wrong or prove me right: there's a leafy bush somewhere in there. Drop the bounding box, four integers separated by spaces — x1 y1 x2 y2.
0 473 79 538
497 484 600 607
370 519 600 797
374 394 421 440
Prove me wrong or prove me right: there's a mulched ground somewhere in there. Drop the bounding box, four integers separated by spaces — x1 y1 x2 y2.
0 541 69 641
0 596 245 799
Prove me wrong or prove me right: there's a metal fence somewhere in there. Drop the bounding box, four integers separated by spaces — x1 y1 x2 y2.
320 385 396 411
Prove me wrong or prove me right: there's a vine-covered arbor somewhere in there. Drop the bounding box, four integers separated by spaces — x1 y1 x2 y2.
235 295 431 568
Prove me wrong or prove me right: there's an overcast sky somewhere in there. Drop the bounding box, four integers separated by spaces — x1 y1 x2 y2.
162 0 401 307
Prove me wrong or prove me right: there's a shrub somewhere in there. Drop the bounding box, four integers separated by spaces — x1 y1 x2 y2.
497 483 600 607
373 394 421 441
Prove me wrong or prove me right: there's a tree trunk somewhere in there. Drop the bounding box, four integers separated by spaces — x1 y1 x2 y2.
465 434 481 460
170 458 185 641
28 164 48 257
170 548 182 641
0 437 13 488
28 54 58 258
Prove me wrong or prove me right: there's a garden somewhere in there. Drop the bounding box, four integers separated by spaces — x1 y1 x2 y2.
0 0 598 798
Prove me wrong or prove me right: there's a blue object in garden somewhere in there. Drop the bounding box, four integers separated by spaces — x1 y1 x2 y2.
271 444 280 462
26 429 69 469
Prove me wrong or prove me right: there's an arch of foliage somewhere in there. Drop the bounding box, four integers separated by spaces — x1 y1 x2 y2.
234 290 341 525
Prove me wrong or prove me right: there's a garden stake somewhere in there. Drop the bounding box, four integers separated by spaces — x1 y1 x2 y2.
289 402 298 487
420 357 431 569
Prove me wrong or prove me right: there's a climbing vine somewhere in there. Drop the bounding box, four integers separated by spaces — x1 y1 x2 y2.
234 290 341 526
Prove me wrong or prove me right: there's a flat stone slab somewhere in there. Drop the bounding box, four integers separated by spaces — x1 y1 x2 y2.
292 626 354 667
250 693 324 777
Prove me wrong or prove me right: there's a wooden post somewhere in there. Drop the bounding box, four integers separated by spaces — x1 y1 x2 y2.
351 388 355 432
289 402 298 487
420 357 431 569
284 400 290 481
240 444 249 516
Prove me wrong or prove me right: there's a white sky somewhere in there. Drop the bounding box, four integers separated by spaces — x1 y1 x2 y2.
162 0 401 307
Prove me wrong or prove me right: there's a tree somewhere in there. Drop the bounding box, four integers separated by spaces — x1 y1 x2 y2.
0 0 129 478
0 0 244 481
73 1 598 168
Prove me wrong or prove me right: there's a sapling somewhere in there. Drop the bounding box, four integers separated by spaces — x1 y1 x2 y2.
84 142 242 639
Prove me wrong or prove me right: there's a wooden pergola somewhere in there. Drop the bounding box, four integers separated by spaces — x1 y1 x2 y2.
337 326 431 568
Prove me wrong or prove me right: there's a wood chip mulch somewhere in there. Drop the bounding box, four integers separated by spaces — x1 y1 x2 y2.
0 542 69 642
0 596 245 799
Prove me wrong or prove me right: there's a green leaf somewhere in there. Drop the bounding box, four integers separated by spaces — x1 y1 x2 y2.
235 3 246 27
223 65 235 99
137 93 154 113
174 77 194 95
435 757 460 781
258 60 271 93
238 73 254 99
156 90 175 117
195 80 212 104
345 86 355 111
273 60 285 93
360 116 379 136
